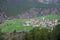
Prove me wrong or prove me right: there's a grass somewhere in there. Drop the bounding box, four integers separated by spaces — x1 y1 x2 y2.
0 19 33 33
0 14 60 33
32 14 60 21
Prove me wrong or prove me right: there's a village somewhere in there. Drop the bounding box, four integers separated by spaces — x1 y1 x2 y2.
23 17 59 27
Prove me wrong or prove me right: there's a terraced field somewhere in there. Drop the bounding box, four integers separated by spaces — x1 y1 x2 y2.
0 14 60 33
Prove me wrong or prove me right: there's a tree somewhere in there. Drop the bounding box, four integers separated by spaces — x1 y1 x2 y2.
51 24 60 40
0 29 5 40
31 27 48 40
23 27 49 40
12 37 17 40
22 32 32 40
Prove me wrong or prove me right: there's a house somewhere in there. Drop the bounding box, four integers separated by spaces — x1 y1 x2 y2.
23 19 58 27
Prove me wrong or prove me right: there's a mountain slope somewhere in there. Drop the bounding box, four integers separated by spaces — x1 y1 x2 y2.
0 14 60 33
6 0 60 16
17 8 60 19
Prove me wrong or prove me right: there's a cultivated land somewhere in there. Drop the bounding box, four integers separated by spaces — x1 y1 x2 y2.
0 14 60 33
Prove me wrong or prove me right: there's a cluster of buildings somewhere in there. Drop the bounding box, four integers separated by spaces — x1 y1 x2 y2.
23 17 59 27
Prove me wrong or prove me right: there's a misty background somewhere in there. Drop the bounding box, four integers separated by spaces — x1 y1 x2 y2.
0 0 60 16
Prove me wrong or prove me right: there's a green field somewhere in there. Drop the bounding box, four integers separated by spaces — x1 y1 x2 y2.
35 14 60 20
0 19 33 33
0 14 60 33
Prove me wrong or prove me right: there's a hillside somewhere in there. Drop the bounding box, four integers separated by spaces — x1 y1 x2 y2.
0 14 60 33
6 0 60 16
35 14 60 20
17 8 60 18
0 0 60 16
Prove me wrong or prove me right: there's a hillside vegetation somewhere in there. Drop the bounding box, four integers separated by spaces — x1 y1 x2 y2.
0 14 60 33
35 14 60 20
